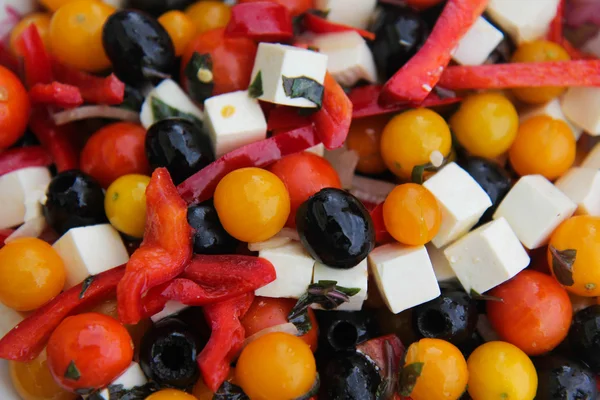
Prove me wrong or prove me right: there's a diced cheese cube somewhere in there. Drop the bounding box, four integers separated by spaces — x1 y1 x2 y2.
561 87 600 136
581 143 600 169
423 163 492 248
53 224 130 289
250 43 328 108
99 362 147 399
0 302 24 339
311 31 377 87
0 167 51 230
314 0 376 29
306 144 325 157
555 167 600 216
140 79 204 129
444 217 530 293
520 98 583 140
255 242 315 298
150 301 189 323
452 17 504 66
368 244 440 314
493 175 576 249
312 259 368 311
582 30 600 59
204 90 267 157
426 244 456 282
486 0 560 44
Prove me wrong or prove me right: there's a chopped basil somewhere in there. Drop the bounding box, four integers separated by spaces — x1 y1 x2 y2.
282 76 324 108
248 71 263 98
151 97 203 127
213 381 250 400
184 52 214 103
549 246 576 286
79 275 95 299
64 360 80 381
398 362 424 397
469 288 503 303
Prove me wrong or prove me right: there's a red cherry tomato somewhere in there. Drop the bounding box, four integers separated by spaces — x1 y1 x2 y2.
46 312 134 392
0 65 30 149
241 297 318 352
181 28 257 97
487 270 572 356
269 152 341 228
80 122 150 188
237 0 313 16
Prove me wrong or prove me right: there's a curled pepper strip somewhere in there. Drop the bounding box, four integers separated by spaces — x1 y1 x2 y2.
29 82 84 109
370 203 394 245
52 61 125 105
118 168 192 324
15 24 53 88
267 106 311 131
225 2 294 42
0 265 126 362
29 108 79 172
0 146 53 177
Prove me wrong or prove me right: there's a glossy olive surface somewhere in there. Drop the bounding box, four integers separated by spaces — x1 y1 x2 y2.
319 352 380 400
569 305 600 373
127 0 196 16
187 201 239 255
315 310 380 353
535 355 598 400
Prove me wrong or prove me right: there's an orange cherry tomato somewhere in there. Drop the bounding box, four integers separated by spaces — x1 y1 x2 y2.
269 152 341 228
241 296 318 352
185 1 231 34
9 13 52 56
346 116 389 175
0 65 30 149
80 122 150 188
238 0 313 16
487 270 572 356
158 10 197 57
46 313 133 392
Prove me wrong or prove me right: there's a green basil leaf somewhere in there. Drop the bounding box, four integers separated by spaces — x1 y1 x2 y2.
79 275 95 299
184 52 214 103
151 97 203 127
248 71 263 98
282 76 324 108
64 360 80 381
398 362 424 397
549 246 576 286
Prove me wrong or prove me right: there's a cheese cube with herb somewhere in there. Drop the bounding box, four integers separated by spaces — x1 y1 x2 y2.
582 143 600 169
249 43 328 108
561 87 600 136
311 31 377 87
312 259 368 311
452 17 504 66
486 0 560 44
368 243 440 314
255 242 315 298
493 175 576 249
555 168 600 216
53 224 130 289
444 217 530 294
98 363 147 400
423 162 492 248
426 244 456 282
140 79 204 129
520 98 583 140
204 90 267 157
0 167 51 230
314 0 377 29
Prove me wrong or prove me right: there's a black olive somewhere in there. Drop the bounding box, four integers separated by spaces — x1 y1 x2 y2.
413 289 478 346
11 129 40 148
187 201 239 255
535 355 598 400
121 84 146 112
569 305 600 372
126 0 196 17
102 10 176 86
296 188 375 269
315 310 380 353
145 118 215 185
369 5 429 81
139 317 204 389
43 170 107 235
319 351 381 400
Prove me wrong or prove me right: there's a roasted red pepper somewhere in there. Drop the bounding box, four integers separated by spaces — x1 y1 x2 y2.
0 265 126 362
547 0 564 43
178 124 319 204
380 0 487 104
303 12 375 41
0 146 53 177
370 203 394 245
438 60 600 90
15 25 53 88
0 230 13 249
225 2 294 42
52 61 125 105
267 106 312 131
198 293 254 392
0 43 19 74
29 82 84 109
118 168 192 324
29 108 79 172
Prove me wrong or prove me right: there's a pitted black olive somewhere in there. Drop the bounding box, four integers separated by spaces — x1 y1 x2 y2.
187 201 239 255
315 310 380 353
535 355 598 400
127 0 196 17
319 351 380 400
569 305 600 373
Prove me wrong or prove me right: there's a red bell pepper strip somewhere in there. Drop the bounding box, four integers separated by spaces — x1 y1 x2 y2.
438 60 600 90
118 168 192 324
303 12 375 41
380 0 487 105
547 0 564 43
370 203 394 245
29 108 79 172
0 43 19 74
15 25 53 88
0 229 13 249
29 82 84 109
225 2 294 43
178 124 319 204
198 293 254 392
52 61 125 105
267 106 312 131
0 265 125 362
0 146 53 177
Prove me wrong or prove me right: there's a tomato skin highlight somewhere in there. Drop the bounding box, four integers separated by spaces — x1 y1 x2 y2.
0 65 30 149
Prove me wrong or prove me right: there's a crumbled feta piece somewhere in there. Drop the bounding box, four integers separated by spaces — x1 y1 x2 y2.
486 0 560 44
0 167 51 230
0 302 24 339
140 79 204 129
581 143 600 169
312 259 368 311
561 87 600 136
520 98 583 140
150 301 189 323
452 17 504 65
314 0 377 29
426 243 456 282
98 362 147 399
555 167 600 216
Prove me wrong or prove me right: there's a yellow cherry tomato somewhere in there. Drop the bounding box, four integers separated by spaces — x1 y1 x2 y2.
509 116 575 180
104 174 150 238
511 40 571 104
403 338 468 400
236 332 317 400
158 10 196 57
9 349 75 400
467 341 537 400
346 116 389 175
145 389 197 400
49 0 114 72
0 238 65 311
39 0 82 12
9 13 52 56
380 109 452 180
214 167 290 243
450 92 519 159
185 1 231 34
383 183 441 246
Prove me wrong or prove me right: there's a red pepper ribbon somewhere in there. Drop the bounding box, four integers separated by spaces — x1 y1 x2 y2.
267 106 312 131
0 230 13 250
547 0 564 43
29 108 79 172
0 42 19 74
303 12 375 41
52 60 125 105
370 203 394 245
15 24 53 88
225 2 294 42
118 168 193 324
29 82 84 109
0 146 53 177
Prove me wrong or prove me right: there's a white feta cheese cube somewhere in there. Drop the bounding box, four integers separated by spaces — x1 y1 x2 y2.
555 167 600 216
312 259 368 311
368 244 440 314
150 301 189 323
314 0 376 29
250 43 328 108
255 242 315 298
423 163 492 248
0 302 24 339
486 0 560 44
444 217 530 293
426 243 456 282
581 143 600 169
452 17 504 66
204 90 267 157
53 224 130 289
311 31 377 87
0 167 51 230
493 175 576 249
140 79 204 129
99 362 147 399
561 87 600 136
520 98 583 140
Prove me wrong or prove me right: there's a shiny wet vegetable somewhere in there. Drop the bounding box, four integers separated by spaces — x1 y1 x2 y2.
535 355 598 400
187 201 239 255
319 351 380 400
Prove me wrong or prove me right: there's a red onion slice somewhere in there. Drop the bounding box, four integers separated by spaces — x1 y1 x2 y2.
52 106 140 126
